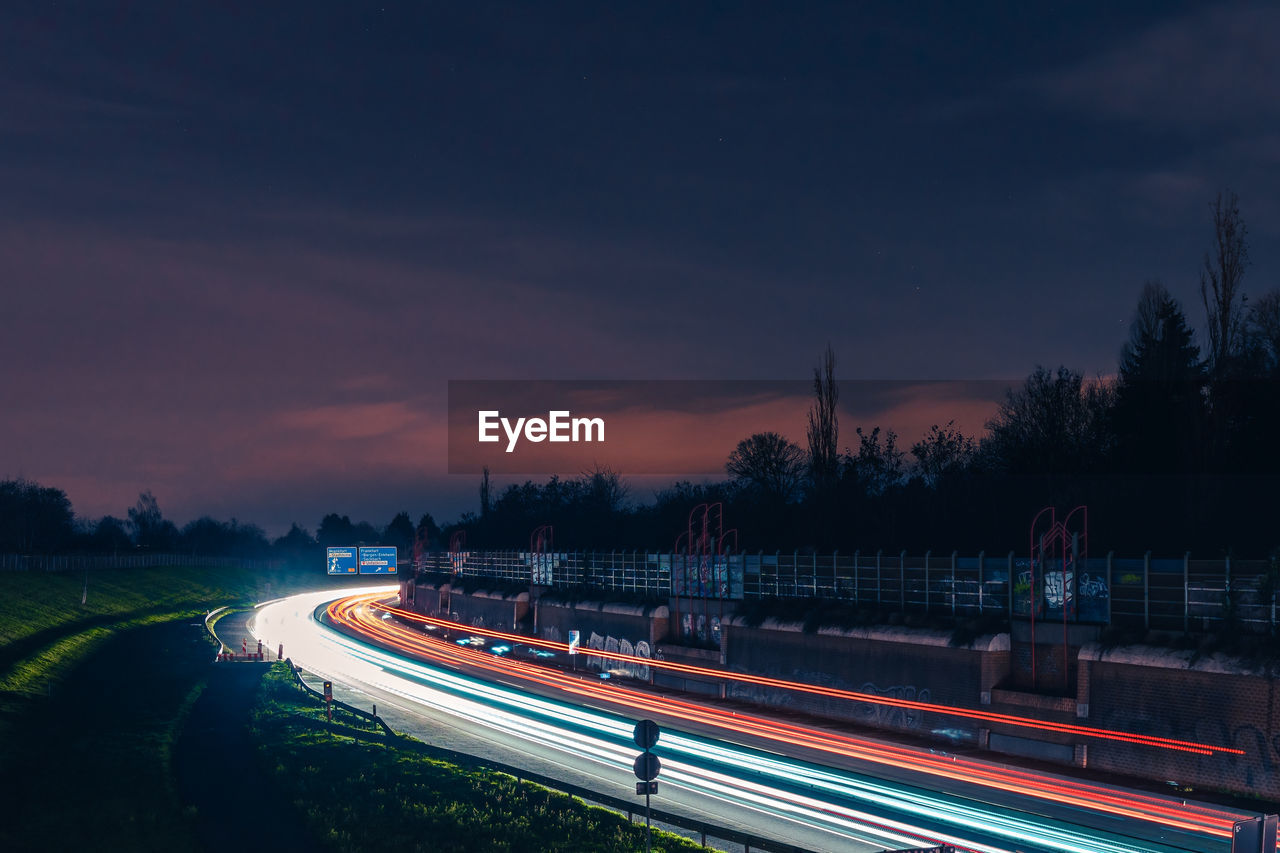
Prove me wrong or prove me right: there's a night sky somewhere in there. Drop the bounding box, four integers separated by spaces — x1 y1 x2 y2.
3 2 1278 534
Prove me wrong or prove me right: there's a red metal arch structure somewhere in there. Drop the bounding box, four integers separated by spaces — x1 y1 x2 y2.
530 524 554 586
1028 506 1088 691
674 504 736 643
448 530 467 575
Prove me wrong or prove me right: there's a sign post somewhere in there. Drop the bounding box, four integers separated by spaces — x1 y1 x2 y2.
568 630 579 671
632 719 661 853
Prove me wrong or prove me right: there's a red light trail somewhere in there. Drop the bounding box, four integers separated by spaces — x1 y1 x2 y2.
325 593 1241 840
366 600 1242 757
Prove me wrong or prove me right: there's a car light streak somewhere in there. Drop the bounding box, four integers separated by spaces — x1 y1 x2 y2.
372 601 1243 758
253 589 979 852
252 590 1239 853
328 592 1240 841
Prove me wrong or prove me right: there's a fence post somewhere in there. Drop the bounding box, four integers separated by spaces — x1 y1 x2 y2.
899 550 906 610
1007 551 1015 621
832 550 839 598
876 550 883 605
977 551 985 613
951 550 958 617
1183 551 1190 633
849 548 860 601
1106 551 1114 626
1143 551 1151 630
924 550 932 612
813 551 818 597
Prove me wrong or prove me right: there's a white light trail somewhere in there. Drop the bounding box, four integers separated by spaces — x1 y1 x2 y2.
252 591 1215 853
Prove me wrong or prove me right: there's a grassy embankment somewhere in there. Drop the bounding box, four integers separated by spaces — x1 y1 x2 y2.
0 566 705 851
252 662 704 852
0 563 314 850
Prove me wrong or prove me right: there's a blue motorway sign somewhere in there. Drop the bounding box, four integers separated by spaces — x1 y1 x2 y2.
359 546 398 574
327 547 358 575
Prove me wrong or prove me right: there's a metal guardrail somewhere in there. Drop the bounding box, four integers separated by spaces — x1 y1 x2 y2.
203 606 228 650
283 659 395 739
281 661 811 853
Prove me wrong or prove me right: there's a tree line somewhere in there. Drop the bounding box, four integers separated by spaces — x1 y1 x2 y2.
0 481 441 566
3 190 1276 559
453 190 1280 556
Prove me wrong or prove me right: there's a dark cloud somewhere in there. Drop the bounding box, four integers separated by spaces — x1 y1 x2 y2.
0 2 1276 533
1033 4 1280 126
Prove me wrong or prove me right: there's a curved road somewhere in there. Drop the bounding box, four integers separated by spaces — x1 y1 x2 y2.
238 587 1249 853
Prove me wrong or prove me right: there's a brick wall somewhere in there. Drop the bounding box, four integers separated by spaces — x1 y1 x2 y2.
723 620 1006 743
1081 646 1280 799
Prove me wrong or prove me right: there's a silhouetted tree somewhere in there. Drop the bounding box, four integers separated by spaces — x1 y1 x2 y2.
910 421 976 487
806 344 840 496
850 426 905 497
415 513 440 550
89 515 131 554
178 516 268 557
180 517 231 555
273 523 318 563
316 513 356 547
726 432 805 503
0 479 75 553
1200 189 1250 379
579 466 630 514
1246 289 1280 377
384 511 416 554
127 490 178 551
982 366 1112 479
1110 282 1205 475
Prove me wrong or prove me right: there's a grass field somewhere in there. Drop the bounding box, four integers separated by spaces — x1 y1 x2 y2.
0 563 368 697
252 662 704 852
0 564 354 851
0 566 703 851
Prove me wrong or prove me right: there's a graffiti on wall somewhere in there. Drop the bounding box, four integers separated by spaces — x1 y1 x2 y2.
585 631 651 680
853 682 932 729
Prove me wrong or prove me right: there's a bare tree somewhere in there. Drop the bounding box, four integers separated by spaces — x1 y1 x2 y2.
1120 280 1171 373
910 420 976 487
479 466 492 517
1200 189 1250 376
852 426 906 496
806 344 839 495
1246 289 1280 375
578 465 631 513
726 432 806 503
983 366 1113 476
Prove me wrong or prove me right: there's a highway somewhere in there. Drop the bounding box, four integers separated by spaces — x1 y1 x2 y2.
247 587 1249 853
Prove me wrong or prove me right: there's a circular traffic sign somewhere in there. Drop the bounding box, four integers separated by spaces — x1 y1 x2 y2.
633 751 661 782
633 719 660 751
